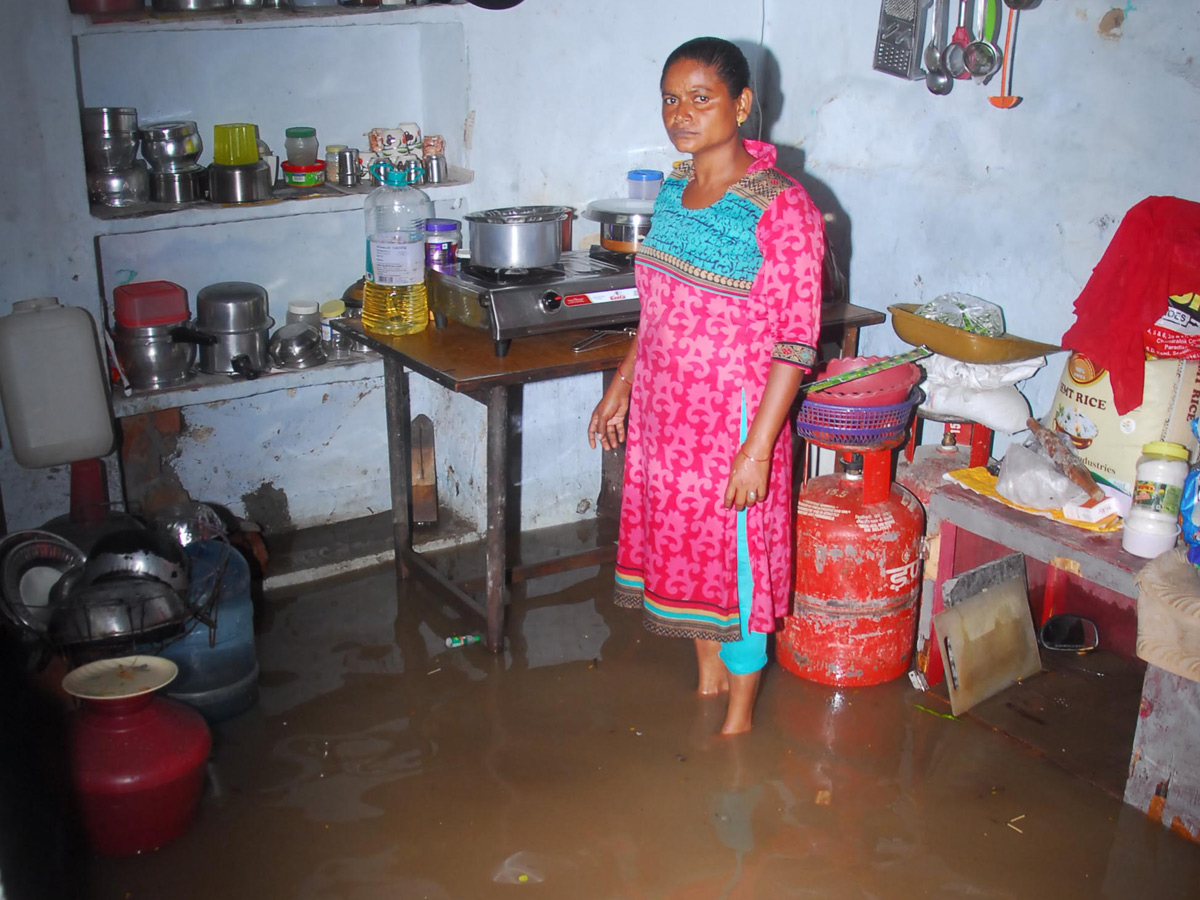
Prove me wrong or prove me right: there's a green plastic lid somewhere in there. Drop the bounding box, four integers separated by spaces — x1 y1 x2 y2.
285 126 316 139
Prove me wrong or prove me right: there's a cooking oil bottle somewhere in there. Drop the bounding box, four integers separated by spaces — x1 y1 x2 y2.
362 160 434 336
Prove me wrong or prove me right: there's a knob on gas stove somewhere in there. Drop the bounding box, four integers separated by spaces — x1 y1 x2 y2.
540 290 563 312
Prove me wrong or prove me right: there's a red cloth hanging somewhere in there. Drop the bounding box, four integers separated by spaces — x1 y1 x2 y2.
1061 196 1200 415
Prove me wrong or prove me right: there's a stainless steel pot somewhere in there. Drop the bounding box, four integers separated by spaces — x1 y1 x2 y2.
207 160 272 204
83 528 191 593
51 577 189 645
198 326 273 377
112 322 214 390
583 199 654 254
140 120 203 173
83 133 142 173
81 107 138 136
152 0 233 9
87 163 150 207
150 166 205 203
196 281 271 332
464 206 570 270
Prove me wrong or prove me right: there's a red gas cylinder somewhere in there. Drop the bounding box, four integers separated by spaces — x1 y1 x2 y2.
779 450 925 686
64 656 211 857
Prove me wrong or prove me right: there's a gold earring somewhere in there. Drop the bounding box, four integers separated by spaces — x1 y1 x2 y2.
737 115 745 125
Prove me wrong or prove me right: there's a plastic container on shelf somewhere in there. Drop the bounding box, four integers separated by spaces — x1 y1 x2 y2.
286 299 322 332
284 126 319 165
1123 441 1189 558
1130 441 1189 523
627 169 664 200
425 217 460 271
281 160 325 187
362 161 434 337
0 298 114 468
1123 514 1182 559
319 298 346 342
324 143 347 182
112 280 189 328
212 123 259 167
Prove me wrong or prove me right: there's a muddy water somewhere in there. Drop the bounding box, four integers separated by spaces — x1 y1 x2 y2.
85 565 1199 899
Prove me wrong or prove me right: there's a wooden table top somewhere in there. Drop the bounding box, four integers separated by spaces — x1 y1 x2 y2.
332 301 886 395
929 483 1145 598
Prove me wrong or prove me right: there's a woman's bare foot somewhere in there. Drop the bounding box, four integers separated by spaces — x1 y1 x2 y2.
694 639 730 695
720 669 762 735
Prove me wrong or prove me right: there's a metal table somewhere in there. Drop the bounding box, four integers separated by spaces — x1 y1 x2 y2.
334 301 885 652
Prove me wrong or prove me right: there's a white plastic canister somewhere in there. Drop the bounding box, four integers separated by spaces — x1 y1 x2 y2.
1122 441 1189 558
0 297 114 468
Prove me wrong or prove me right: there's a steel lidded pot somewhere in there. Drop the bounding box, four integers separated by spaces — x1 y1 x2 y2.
195 282 274 377
583 198 655 254
464 205 571 270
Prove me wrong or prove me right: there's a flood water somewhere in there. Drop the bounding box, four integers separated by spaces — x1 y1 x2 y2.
81 563 1198 899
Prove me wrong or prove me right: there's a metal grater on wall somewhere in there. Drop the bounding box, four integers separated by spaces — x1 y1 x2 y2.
873 0 930 80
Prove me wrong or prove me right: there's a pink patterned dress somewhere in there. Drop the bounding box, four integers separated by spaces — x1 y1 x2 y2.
614 139 825 641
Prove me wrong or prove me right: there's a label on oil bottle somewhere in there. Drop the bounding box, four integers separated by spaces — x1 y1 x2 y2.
368 237 424 287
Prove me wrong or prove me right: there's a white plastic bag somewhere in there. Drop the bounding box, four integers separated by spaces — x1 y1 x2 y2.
917 354 1045 433
995 441 1089 509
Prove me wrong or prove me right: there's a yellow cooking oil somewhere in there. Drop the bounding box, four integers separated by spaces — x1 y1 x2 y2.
361 278 429 336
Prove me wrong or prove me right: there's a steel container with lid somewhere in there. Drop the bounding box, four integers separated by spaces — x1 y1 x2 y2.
464 205 571 270
194 282 274 375
583 199 655 254
139 121 203 173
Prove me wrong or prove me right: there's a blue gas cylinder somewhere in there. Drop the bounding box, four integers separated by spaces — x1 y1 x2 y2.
142 540 259 721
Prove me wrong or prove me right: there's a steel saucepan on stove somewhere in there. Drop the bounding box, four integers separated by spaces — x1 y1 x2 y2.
583 199 655 254
464 206 571 270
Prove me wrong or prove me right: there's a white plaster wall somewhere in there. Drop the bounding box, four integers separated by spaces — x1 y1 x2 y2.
0 0 112 529
2 0 1197 533
763 0 1199 454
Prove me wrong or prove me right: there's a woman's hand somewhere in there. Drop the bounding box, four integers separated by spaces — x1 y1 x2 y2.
724 449 770 511
587 382 631 451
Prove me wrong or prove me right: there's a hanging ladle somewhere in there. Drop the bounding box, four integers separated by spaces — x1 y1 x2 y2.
988 1 1024 108
925 0 953 95
942 0 973 80
964 0 1003 83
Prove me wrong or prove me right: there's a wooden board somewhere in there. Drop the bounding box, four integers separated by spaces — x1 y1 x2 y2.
934 574 1043 716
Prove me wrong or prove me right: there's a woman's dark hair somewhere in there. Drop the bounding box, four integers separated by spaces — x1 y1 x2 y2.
661 37 751 98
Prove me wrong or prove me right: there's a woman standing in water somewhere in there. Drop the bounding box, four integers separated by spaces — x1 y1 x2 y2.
588 37 824 735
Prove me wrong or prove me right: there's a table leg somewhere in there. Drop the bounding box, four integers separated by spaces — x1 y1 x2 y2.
839 325 861 358
924 519 959 687
383 355 413 578
485 384 509 653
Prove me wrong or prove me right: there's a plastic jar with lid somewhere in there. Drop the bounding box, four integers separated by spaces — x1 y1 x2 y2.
284 127 319 166
324 144 347 182
425 218 461 271
627 169 664 200
286 300 322 332
1122 441 1189 558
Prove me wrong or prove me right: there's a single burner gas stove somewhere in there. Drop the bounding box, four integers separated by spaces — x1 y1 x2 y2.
427 247 639 356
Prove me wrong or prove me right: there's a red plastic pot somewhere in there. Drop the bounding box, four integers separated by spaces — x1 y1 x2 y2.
68 691 211 857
